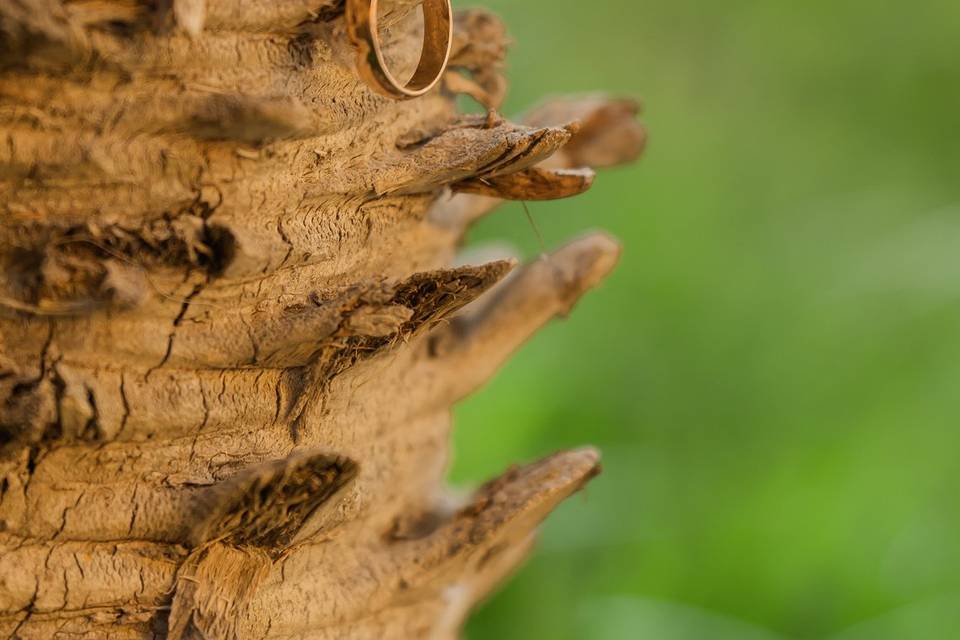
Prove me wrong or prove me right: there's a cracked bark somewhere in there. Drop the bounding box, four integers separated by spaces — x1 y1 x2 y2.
0 0 646 637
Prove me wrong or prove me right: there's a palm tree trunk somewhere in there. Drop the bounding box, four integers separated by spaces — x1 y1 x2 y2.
0 1 645 637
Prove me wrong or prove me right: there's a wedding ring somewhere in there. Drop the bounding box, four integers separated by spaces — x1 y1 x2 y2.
346 0 453 100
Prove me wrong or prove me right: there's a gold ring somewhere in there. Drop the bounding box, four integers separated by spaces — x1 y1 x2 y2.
346 0 453 100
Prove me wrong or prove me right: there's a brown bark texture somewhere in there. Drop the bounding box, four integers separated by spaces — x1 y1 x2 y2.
0 0 646 637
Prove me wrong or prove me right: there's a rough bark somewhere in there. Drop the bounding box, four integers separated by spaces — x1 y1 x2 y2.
0 1 646 637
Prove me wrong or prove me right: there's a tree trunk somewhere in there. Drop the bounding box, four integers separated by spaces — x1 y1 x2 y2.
0 1 645 637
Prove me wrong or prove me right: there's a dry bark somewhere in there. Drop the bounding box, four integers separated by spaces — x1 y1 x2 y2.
0 1 646 637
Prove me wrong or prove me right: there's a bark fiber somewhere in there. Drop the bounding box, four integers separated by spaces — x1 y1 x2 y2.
0 0 646 637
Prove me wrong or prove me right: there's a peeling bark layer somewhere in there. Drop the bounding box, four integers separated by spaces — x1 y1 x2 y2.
0 0 645 637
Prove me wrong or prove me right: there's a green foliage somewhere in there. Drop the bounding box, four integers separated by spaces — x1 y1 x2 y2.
452 1 960 637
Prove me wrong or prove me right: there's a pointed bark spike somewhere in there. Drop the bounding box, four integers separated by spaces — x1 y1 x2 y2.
524 95 648 168
448 9 510 109
453 166 596 201
428 95 644 230
373 120 574 196
392 447 602 584
240 449 600 638
430 232 621 400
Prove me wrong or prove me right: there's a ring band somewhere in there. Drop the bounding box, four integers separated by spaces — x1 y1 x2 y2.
346 0 453 99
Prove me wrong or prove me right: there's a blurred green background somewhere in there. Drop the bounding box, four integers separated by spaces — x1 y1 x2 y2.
449 1 960 638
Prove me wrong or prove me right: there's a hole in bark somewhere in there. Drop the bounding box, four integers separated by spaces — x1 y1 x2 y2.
2 248 44 304
1 376 58 457
199 223 237 276
287 33 315 69
312 0 346 22
80 385 103 441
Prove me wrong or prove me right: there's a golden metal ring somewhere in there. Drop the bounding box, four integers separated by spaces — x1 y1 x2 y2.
346 0 453 100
